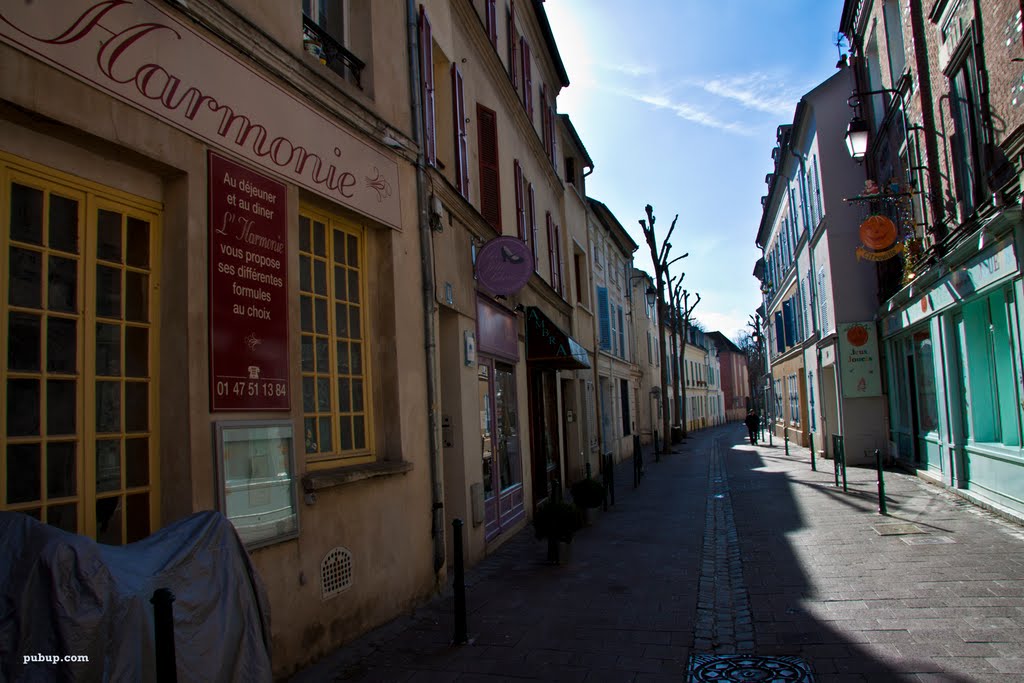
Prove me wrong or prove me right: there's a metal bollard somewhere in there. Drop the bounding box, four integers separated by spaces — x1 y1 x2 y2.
809 432 816 472
151 588 178 683
838 438 847 493
784 430 789 456
875 449 888 515
654 430 660 463
832 435 840 488
452 519 468 644
604 453 615 507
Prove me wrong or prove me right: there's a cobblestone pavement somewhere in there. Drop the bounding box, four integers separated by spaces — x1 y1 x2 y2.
291 424 1024 683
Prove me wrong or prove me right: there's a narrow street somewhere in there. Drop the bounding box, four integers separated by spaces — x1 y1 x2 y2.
293 424 1024 683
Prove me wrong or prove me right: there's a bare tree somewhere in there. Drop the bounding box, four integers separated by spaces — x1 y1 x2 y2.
677 289 700 438
668 274 684 439
638 205 687 454
737 314 766 416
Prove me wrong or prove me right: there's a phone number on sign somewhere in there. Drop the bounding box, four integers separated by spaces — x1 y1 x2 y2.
215 380 287 398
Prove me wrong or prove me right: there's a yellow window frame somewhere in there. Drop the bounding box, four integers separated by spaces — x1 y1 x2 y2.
0 151 161 543
298 205 373 468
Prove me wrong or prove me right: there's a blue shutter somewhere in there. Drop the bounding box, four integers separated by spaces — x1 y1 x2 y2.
617 305 625 358
774 312 785 353
597 286 611 350
783 299 795 346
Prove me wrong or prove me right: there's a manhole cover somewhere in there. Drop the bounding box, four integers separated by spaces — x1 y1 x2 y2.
688 654 814 682
901 535 955 545
872 523 925 536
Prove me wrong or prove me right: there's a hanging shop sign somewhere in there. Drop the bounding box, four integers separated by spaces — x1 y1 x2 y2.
0 0 401 228
855 215 903 261
209 152 290 411
838 322 881 398
475 237 534 295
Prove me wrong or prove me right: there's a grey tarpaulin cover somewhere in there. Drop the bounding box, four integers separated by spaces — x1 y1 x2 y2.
0 510 272 682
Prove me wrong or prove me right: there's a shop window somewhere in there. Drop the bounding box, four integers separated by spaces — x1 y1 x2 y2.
912 329 940 434
2 154 159 544
961 288 1021 447
299 208 372 465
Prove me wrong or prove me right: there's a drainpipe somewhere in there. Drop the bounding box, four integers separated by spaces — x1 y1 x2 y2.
407 0 445 576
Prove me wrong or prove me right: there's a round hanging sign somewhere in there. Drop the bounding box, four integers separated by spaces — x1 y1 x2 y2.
859 215 897 251
475 236 535 295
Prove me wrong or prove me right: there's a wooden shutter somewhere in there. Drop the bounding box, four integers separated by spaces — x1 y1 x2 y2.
485 0 498 47
546 211 556 287
451 64 468 196
554 221 563 297
540 84 550 154
513 160 525 240
597 287 611 350
528 183 538 270
520 38 532 118
782 299 795 346
477 104 501 229
507 2 518 87
419 6 436 166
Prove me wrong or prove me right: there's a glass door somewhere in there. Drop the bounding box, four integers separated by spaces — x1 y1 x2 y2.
481 359 523 540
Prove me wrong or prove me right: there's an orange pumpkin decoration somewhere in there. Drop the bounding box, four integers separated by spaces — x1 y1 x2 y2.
846 324 869 347
859 215 897 251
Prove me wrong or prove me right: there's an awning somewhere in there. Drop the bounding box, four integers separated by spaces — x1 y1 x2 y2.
525 306 590 369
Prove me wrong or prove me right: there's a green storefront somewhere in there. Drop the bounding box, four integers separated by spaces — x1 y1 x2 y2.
881 220 1024 518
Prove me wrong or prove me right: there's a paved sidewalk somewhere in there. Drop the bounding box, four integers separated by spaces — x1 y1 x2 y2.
291 425 1024 682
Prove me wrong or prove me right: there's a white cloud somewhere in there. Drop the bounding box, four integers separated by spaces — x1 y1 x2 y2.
697 73 801 117
630 92 753 136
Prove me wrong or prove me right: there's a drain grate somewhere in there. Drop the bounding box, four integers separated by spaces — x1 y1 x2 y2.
901 535 956 545
687 654 814 682
872 523 925 536
321 546 353 600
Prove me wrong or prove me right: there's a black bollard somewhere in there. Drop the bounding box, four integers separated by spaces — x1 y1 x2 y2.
809 432 816 472
839 438 848 493
151 588 178 683
654 430 660 463
604 453 615 507
875 449 887 515
452 519 468 644
832 435 840 488
785 430 789 456
632 435 642 488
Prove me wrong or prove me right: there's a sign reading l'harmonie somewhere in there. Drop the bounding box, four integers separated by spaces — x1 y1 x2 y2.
0 0 401 229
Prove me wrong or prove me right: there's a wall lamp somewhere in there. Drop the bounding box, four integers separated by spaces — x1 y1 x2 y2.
844 88 901 162
627 275 658 309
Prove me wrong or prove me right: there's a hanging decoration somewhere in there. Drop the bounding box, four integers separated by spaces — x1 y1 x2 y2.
845 178 922 279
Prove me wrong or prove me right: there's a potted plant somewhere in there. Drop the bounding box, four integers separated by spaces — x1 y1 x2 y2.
533 491 580 564
570 475 605 512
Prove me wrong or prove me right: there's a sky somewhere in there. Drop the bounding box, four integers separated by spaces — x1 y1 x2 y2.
544 1 846 342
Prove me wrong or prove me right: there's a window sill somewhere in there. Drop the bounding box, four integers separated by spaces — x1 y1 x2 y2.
302 460 413 492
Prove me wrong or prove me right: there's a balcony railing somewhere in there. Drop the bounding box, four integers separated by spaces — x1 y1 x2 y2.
302 15 365 88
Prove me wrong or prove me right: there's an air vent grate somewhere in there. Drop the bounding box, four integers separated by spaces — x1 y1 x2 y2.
321 546 353 600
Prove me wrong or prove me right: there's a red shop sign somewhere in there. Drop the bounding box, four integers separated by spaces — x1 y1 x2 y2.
209 152 290 410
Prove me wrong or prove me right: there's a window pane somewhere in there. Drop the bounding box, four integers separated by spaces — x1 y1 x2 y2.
333 229 346 264
339 415 352 451
7 378 40 436
96 381 121 433
353 415 365 449
125 217 150 268
125 271 148 322
125 382 148 432
47 502 77 533
96 323 121 376
347 270 360 304
318 416 333 453
47 379 76 435
314 260 327 296
95 496 122 544
96 439 121 492
8 311 41 372
352 378 364 412
335 302 348 337
49 194 80 254
96 265 121 318
338 377 350 412
315 299 328 334
316 338 330 374
9 247 42 308
347 234 358 267
125 326 148 377
97 209 122 262
47 441 77 498
48 255 77 313
11 183 44 245
317 377 331 412
47 316 77 373
313 221 326 256
349 305 361 339
6 443 41 503
350 342 362 375
300 296 313 332
126 492 149 542
125 438 149 488
301 335 315 372
299 215 311 252
302 376 315 412
336 340 349 374
304 417 318 454
299 255 311 292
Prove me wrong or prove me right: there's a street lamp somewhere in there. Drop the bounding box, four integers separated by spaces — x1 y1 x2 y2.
844 115 870 161
643 285 657 309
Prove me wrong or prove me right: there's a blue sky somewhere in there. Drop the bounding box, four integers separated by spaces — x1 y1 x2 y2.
545 1 845 341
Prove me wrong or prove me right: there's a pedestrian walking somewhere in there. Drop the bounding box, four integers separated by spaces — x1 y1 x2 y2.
744 409 760 445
